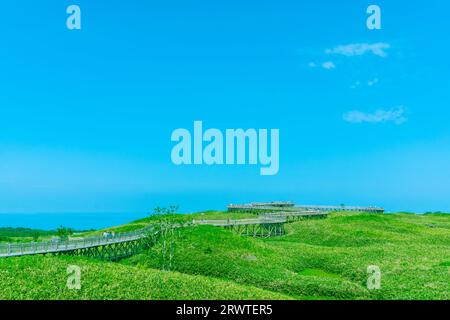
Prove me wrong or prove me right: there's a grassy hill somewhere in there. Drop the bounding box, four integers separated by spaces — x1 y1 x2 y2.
0 227 56 243
0 211 449 300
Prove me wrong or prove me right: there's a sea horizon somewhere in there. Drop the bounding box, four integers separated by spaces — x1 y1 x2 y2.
1 208 448 231
0 212 151 231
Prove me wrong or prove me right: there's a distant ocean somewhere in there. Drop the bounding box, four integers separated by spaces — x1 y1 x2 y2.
0 212 149 231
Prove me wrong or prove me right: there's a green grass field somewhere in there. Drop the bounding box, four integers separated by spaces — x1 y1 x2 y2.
0 211 449 300
0 227 56 243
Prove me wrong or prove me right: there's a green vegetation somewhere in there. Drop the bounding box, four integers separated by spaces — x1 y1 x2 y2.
0 226 92 243
0 227 56 243
0 255 288 300
83 210 256 235
55 226 75 241
0 211 449 300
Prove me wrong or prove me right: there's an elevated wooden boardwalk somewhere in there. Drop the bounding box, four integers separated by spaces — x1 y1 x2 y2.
295 205 384 213
192 210 327 237
0 226 157 260
193 217 287 226
193 216 288 237
0 209 329 260
261 211 328 221
228 203 384 213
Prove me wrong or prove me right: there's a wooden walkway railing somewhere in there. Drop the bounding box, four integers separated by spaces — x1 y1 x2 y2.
261 211 328 219
228 204 384 213
192 217 287 226
0 225 155 258
0 210 328 258
193 216 289 237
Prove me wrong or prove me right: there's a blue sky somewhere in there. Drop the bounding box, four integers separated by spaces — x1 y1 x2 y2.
1 0 450 215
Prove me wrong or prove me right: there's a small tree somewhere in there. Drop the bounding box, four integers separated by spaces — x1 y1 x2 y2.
167 205 179 214
150 205 180 217
56 226 72 241
152 206 164 215
150 205 182 271
31 231 40 242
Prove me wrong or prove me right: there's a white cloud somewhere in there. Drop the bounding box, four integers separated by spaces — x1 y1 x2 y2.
350 81 361 89
322 61 335 70
368 78 379 86
307 61 335 70
350 78 379 89
326 43 390 58
343 106 407 125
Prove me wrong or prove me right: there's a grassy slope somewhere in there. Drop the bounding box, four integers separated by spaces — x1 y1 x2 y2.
0 255 290 300
122 212 450 300
0 227 56 243
0 211 448 300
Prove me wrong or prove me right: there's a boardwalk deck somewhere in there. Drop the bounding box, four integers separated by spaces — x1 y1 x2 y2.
193 217 288 237
0 209 329 259
262 211 328 221
192 217 287 226
228 203 384 213
0 226 155 259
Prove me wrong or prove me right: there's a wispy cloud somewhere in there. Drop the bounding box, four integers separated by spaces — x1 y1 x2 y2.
308 61 335 70
350 81 361 89
322 61 335 70
350 78 379 89
326 43 390 58
367 78 379 86
343 106 407 125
